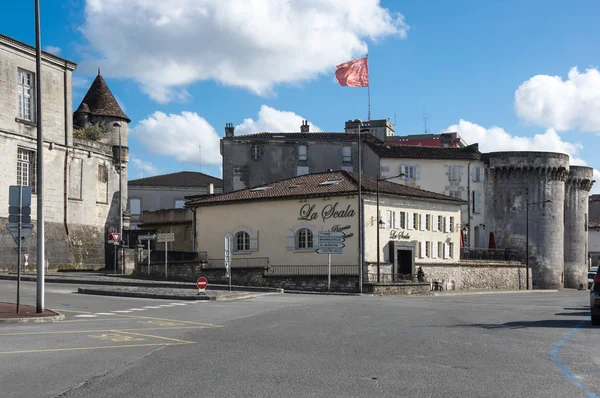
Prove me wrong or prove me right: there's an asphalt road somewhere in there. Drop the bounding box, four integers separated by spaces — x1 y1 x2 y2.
0 280 598 398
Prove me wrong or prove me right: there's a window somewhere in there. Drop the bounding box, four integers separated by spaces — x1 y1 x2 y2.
449 166 461 182
17 148 36 192
386 210 393 228
425 241 430 258
404 166 416 179
380 166 390 174
413 213 419 230
251 144 261 160
18 70 35 121
342 166 354 172
235 231 250 251
437 216 443 232
343 146 352 162
174 200 185 209
448 191 461 199
399 212 406 229
449 216 455 232
472 191 481 214
448 242 454 258
184 226 193 242
129 198 141 215
297 166 309 176
96 164 108 203
297 228 314 249
298 145 307 161
425 214 431 231
472 166 482 182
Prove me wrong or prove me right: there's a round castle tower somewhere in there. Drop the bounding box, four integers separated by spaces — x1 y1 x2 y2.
564 166 595 289
485 152 569 289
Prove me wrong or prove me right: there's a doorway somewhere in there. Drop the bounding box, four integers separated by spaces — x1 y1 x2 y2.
397 250 413 276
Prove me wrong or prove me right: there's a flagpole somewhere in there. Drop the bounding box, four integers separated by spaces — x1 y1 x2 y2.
366 54 371 121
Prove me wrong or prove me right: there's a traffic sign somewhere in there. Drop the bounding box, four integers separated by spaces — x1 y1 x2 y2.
318 231 345 238
24 254 29 264
9 186 32 207
316 248 343 254
157 233 175 243
111 233 121 242
6 223 34 245
197 276 208 294
318 236 345 243
138 234 157 241
319 242 345 248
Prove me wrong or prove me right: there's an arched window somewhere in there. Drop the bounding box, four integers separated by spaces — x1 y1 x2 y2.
297 228 313 249
235 231 250 251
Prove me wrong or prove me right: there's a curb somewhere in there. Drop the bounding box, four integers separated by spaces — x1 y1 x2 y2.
433 289 561 296
77 288 216 301
0 274 283 294
0 312 65 324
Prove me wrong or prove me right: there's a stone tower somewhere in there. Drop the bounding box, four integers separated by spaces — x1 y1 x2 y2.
564 166 595 289
484 152 569 289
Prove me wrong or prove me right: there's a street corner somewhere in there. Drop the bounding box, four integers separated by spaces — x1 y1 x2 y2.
0 302 65 324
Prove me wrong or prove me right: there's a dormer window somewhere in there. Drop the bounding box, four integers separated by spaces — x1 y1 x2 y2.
250 186 272 191
319 179 343 186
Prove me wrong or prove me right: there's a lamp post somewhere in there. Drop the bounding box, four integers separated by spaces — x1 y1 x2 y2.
525 199 552 290
376 172 406 283
113 122 123 274
353 119 364 293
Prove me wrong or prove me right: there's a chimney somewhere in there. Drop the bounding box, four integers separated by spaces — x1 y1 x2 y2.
209 183 214 194
225 122 235 137
300 120 310 133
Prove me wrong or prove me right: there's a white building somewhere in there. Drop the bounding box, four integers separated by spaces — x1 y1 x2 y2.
365 141 486 249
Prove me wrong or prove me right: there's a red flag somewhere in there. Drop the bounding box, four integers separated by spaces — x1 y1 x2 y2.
335 57 369 87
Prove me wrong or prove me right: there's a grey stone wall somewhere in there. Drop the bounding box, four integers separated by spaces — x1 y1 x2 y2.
420 261 531 290
363 283 431 296
564 166 594 289
484 152 569 289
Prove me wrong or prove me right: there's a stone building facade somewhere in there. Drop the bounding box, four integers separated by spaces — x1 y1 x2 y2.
483 152 594 289
0 34 128 270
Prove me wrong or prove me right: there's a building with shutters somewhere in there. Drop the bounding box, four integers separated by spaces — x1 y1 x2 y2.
186 170 464 282
0 33 129 271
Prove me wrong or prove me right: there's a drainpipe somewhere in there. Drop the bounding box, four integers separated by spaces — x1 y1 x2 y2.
191 207 197 252
63 149 70 238
467 160 472 248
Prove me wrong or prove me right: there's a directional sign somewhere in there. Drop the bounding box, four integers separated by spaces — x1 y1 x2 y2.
11 247 27 254
318 242 345 248
157 233 175 243
9 186 32 207
318 231 345 238
318 237 345 243
6 223 34 245
138 234 157 241
316 248 343 255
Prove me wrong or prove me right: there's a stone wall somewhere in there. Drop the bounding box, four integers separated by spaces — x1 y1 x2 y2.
420 261 531 290
363 283 431 296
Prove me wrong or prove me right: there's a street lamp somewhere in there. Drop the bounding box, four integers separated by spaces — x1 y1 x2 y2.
376 172 406 283
113 122 123 274
525 199 552 290
353 119 364 294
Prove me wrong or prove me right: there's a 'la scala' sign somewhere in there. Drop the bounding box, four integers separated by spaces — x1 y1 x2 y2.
389 229 411 240
298 202 355 223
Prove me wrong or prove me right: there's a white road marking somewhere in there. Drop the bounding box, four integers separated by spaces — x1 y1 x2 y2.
74 314 98 318
170 303 188 306
112 310 133 313
128 308 147 311
94 312 116 316
142 306 162 309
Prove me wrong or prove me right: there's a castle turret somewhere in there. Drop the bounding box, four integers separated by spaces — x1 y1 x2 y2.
564 166 595 289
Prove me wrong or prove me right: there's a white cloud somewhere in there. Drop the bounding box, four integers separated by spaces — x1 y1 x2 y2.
72 76 90 88
443 119 599 193
79 0 408 103
130 157 158 178
130 111 221 165
235 105 321 135
514 67 600 133
44 45 61 55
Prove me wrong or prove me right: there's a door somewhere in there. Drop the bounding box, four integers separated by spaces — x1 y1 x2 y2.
397 250 413 277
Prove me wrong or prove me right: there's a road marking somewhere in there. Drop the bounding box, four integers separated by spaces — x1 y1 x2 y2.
74 314 98 318
95 313 116 316
114 330 195 344
128 308 147 311
170 303 188 306
112 310 134 313
0 326 218 337
106 314 223 327
89 333 146 342
142 306 162 309
0 342 192 355
157 304 175 307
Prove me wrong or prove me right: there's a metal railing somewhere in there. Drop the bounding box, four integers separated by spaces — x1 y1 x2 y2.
150 251 207 263
265 264 359 276
460 248 523 262
208 257 269 269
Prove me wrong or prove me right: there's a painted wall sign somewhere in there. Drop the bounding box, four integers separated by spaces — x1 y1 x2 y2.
331 224 354 238
389 229 411 240
298 202 356 223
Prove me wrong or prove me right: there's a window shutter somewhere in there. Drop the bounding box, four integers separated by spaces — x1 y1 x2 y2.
471 167 476 182
250 230 259 251
444 217 449 233
419 214 425 231
415 166 421 180
313 228 319 248
386 211 391 228
401 164 406 176
432 242 437 259
286 229 295 251
475 191 481 214
480 167 484 182
443 243 448 259
419 241 425 258
408 212 413 230
433 216 438 232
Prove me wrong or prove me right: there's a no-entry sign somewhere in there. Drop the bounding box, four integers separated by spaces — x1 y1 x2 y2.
197 276 208 294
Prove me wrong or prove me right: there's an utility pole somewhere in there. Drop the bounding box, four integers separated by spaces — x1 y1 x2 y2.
34 0 45 313
354 119 364 294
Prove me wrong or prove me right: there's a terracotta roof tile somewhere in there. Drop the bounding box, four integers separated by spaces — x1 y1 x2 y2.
75 74 130 122
367 141 481 160
129 171 222 188
187 170 466 207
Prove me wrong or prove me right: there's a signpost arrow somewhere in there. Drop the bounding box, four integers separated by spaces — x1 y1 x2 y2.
316 248 343 255
318 237 345 243
318 231 345 238
318 242 345 248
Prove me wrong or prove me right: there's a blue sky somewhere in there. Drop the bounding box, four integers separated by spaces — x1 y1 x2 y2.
2 0 600 192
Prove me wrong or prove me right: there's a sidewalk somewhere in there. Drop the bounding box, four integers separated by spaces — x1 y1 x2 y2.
432 289 562 296
0 302 64 323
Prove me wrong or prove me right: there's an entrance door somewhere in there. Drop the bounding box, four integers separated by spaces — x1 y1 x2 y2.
397 250 413 276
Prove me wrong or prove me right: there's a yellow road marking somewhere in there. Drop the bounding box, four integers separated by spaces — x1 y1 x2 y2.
57 309 222 327
88 333 145 342
114 330 195 344
0 342 193 355
0 326 212 337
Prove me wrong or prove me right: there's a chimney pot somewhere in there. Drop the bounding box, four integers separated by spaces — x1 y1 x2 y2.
225 122 235 137
300 120 310 133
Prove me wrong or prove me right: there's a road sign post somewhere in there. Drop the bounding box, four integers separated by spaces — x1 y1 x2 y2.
109 232 121 274
197 276 208 295
139 234 156 276
225 233 233 292
157 233 175 280
8 186 33 314
317 231 346 293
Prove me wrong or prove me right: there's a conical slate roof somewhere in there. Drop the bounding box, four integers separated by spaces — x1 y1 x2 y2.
75 72 130 123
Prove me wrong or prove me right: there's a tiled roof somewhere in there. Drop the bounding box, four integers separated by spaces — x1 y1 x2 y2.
187 170 467 207
225 132 382 142
129 171 223 188
75 74 131 122
367 142 481 160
